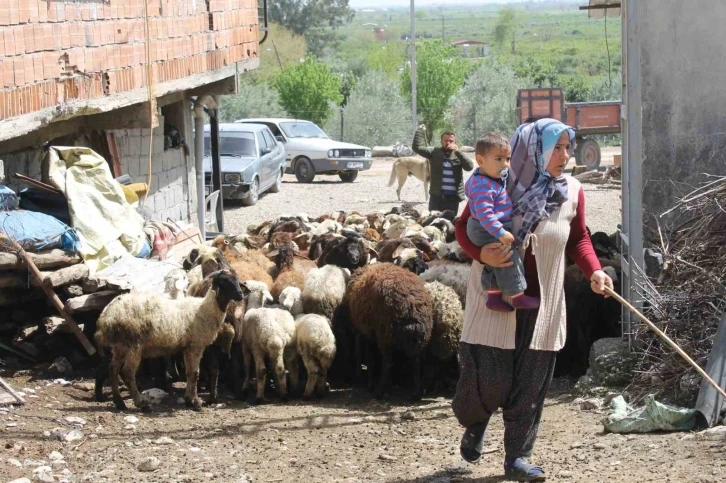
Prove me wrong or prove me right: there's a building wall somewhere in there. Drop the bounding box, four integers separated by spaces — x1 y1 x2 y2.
0 0 259 121
637 0 726 219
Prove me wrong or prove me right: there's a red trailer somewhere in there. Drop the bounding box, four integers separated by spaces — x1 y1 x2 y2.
516 88 621 169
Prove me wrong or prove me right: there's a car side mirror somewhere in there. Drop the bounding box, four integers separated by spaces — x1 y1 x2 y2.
275 135 285 143
261 148 272 156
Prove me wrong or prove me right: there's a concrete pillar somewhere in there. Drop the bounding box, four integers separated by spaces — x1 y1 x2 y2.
194 105 206 239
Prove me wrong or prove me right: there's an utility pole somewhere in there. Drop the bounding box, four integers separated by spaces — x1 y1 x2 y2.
441 15 445 42
410 0 417 133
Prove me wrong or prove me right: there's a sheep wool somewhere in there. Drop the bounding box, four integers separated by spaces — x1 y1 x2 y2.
302 265 351 320
294 314 336 398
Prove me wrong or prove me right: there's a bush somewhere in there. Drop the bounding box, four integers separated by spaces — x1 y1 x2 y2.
275 57 343 126
446 59 527 146
324 70 412 148
220 81 287 122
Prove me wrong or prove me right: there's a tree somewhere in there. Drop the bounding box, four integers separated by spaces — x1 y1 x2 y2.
219 80 287 122
275 57 343 125
447 59 527 146
366 42 405 79
249 23 307 83
401 40 469 137
494 7 518 54
269 0 355 57
556 75 590 103
514 57 557 88
324 70 412 147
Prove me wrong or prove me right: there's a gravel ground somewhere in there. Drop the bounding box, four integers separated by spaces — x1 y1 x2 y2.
0 373 723 483
223 151 622 236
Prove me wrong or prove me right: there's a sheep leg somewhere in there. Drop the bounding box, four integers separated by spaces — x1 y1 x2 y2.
230 342 244 399
95 351 111 402
109 350 127 411
302 356 320 400
354 333 363 382
315 366 329 398
121 350 150 412
183 347 204 411
252 348 268 405
240 344 253 398
273 350 289 402
374 347 393 400
285 348 300 398
206 348 220 405
411 355 423 401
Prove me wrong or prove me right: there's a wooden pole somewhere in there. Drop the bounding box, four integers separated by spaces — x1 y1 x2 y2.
0 236 96 356
604 286 726 399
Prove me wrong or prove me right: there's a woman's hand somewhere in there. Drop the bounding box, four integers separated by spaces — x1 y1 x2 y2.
590 269 614 297
479 243 514 268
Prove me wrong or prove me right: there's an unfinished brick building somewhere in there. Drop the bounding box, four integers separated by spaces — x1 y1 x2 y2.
0 0 261 225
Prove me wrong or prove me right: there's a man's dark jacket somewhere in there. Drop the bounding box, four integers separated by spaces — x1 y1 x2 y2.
412 127 474 201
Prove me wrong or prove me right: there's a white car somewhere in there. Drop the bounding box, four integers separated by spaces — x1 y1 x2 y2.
234 118 372 183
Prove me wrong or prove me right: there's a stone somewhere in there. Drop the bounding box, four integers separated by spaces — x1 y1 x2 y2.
8 458 23 467
53 379 71 386
53 428 84 442
589 338 639 387
72 382 95 392
142 388 168 405
8 479 31 483
593 443 607 450
378 454 397 461
643 248 664 278
401 411 416 421
153 437 174 445
63 416 86 426
48 451 64 461
123 416 139 424
48 357 74 377
32 466 55 483
138 456 161 472
697 426 726 441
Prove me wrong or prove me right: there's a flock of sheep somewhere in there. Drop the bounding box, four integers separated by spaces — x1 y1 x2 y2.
92 205 622 412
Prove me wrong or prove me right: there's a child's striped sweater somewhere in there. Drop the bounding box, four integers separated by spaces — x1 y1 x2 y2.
464 169 513 239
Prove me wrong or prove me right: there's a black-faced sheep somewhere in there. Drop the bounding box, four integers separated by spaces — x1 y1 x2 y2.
94 270 244 411
392 248 429 275
346 263 433 399
316 232 372 271
294 313 336 399
555 258 622 378
240 283 298 404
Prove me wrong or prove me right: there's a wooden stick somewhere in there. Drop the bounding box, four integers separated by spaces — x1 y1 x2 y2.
0 236 96 356
604 286 726 399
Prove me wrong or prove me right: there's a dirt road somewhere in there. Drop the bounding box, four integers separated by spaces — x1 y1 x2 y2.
0 373 722 483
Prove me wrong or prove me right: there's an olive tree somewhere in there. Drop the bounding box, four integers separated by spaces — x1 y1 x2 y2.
275 57 343 126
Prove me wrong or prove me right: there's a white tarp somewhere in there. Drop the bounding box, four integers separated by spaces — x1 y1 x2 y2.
46 146 147 273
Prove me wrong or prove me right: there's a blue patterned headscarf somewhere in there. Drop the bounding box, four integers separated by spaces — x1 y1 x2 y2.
507 118 576 245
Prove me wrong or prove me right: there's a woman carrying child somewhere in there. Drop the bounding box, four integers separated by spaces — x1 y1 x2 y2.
452 118 614 481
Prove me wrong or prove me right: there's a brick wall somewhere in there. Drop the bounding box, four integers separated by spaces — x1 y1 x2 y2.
0 0 259 121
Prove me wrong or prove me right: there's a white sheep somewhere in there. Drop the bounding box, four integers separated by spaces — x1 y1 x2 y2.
95 270 244 411
164 268 189 300
294 314 336 399
240 283 298 404
302 264 351 320
279 286 304 316
419 263 471 308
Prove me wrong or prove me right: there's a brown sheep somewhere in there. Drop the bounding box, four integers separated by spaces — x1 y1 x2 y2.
346 263 433 400
363 228 381 243
269 244 306 301
212 235 276 284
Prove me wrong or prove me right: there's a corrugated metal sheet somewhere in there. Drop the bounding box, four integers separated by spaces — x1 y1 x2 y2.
695 316 726 428
588 0 621 19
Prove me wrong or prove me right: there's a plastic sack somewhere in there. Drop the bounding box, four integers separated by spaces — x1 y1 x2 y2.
0 209 81 253
0 185 19 211
603 395 697 433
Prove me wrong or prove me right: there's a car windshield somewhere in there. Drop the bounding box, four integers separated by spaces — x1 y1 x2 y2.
279 122 328 139
204 133 256 157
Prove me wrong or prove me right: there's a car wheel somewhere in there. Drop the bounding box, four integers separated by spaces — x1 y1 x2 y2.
294 158 316 183
574 138 601 169
242 178 259 206
339 170 358 183
269 169 283 193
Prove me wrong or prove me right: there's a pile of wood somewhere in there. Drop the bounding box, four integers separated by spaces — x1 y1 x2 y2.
573 165 622 185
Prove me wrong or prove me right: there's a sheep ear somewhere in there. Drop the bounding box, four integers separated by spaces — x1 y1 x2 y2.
368 248 380 261
266 249 279 258
422 252 431 262
239 283 251 296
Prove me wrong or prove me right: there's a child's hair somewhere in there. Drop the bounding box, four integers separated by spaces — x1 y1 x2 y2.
475 132 510 156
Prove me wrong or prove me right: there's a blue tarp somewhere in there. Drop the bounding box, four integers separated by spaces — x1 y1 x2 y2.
0 185 19 211
0 209 81 253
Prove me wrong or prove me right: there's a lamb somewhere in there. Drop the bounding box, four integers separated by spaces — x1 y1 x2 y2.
240 283 298 404
302 264 351 320
269 243 306 301
212 235 277 281
346 263 433 399
423 281 463 392
392 248 429 275
419 263 471 308
294 314 336 399
316 232 373 271
279 286 304 316
94 270 244 411
164 268 189 300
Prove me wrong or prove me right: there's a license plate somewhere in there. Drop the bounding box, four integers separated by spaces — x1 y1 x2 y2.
204 186 211 196
347 162 364 169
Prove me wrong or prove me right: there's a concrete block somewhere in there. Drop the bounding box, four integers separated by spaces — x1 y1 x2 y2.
162 151 173 172
152 154 163 175
140 135 151 157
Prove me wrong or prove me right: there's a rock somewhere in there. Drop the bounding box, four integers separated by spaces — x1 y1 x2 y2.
41 317 65 335
63 416 86 426
8 479 32 483
8 458 23 467
6 422 18 427
71 382 95 392
53 379 71 386
378 454 397 461
138 456 161 472
558 470 574 478
578 398 604 411
63 284 84 297
593 443 607 450
24 459 46 467
177 397 186 405
32 466 55 483
697 426 726 441
51 460 67 470
141 388 168 405
589 338 638 387
53 428 84 442
124 424 136 430
48 451 64 462
574 454 587 462
401 411 416 421
570 442 584 449
153 436 174 445
123 416 139 424
643 248 664 279
48 357 74 377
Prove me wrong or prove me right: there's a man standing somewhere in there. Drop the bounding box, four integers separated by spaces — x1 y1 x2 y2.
412 124 474 213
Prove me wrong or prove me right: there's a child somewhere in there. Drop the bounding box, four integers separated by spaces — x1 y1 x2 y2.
464 132 539 312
